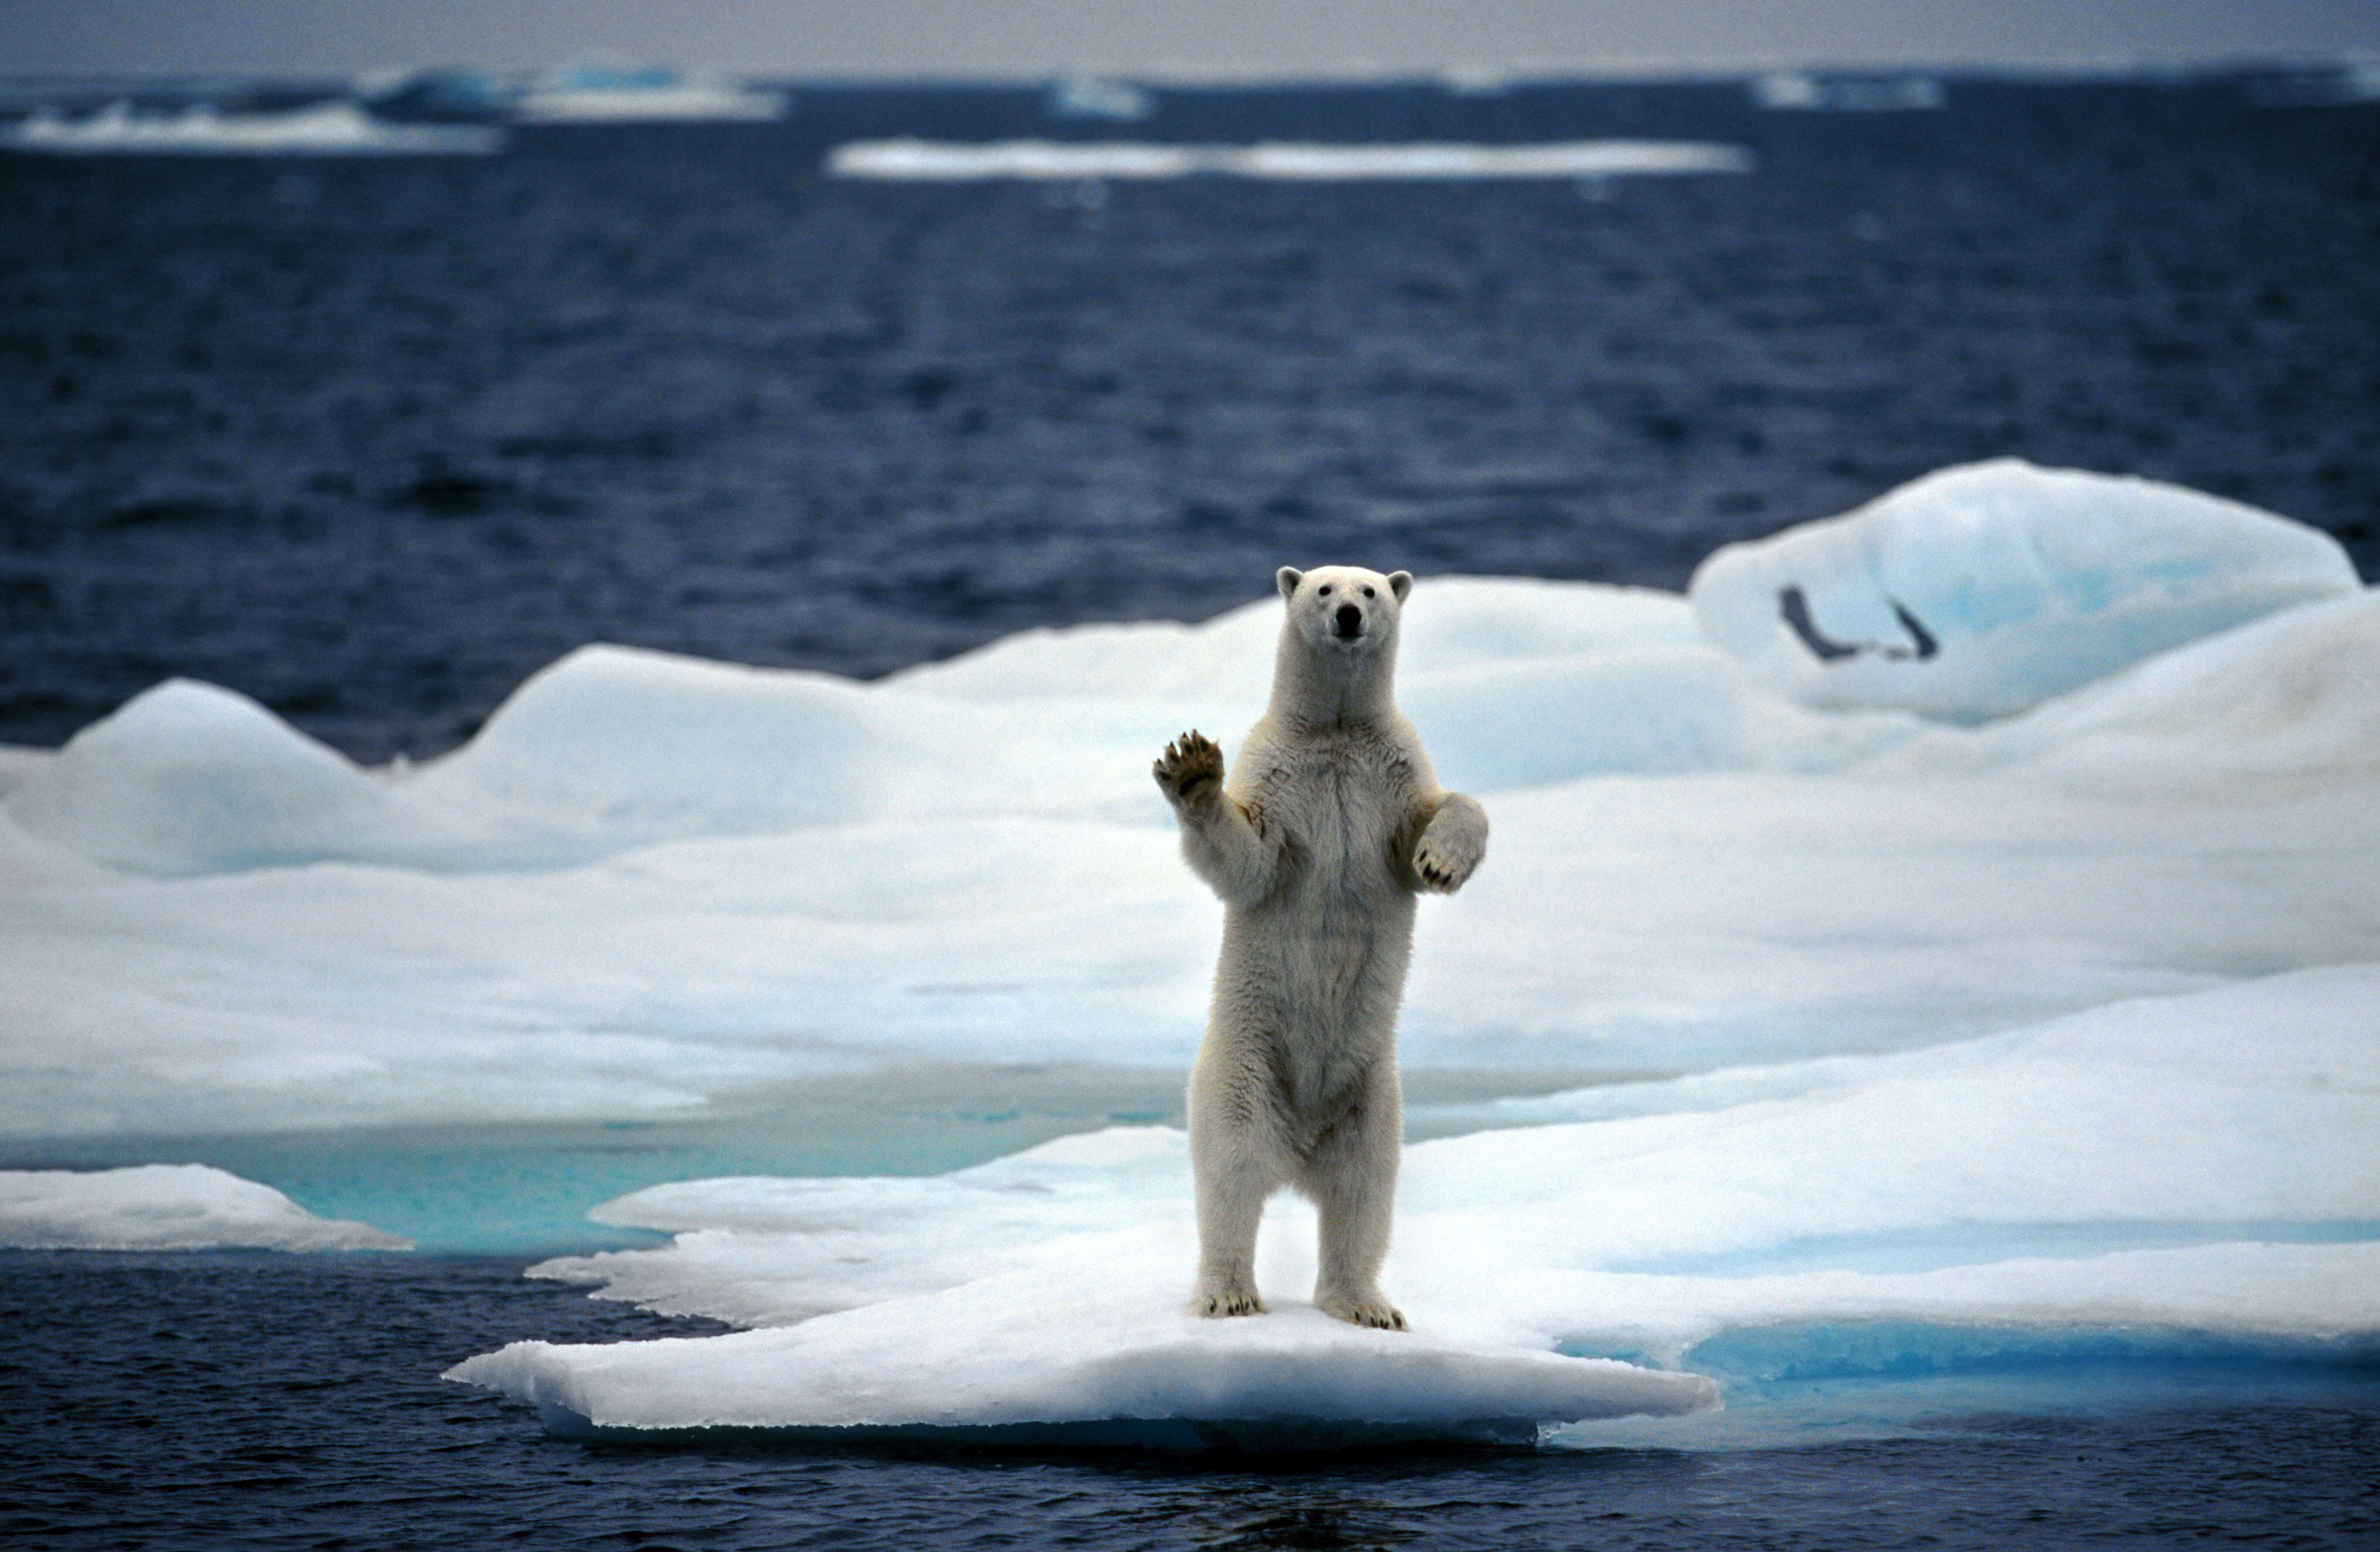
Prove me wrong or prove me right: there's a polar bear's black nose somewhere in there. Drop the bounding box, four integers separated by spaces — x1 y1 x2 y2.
1333 602 1363 637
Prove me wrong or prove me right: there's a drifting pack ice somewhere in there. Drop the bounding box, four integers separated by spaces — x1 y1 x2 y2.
2 459 2374 1446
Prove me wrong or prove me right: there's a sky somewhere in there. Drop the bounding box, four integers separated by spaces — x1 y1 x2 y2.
4 0 2379 81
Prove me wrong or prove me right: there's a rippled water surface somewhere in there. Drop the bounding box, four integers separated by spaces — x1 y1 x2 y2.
3 78 2376 760
3 1253 2374 1550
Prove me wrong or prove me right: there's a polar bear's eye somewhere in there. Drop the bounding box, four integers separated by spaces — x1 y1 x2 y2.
1317 585 1331 596
1362 586 1375 598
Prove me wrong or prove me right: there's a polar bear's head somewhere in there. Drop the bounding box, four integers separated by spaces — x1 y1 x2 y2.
1276 565 1413 655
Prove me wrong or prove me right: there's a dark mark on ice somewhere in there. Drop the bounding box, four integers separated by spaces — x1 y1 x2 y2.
1778 585 1939 665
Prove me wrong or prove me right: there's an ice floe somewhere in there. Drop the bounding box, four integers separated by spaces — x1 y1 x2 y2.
1 460 2373 1441
0 1164 411 1251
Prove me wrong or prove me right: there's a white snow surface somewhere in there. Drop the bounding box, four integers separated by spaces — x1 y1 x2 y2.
0 1164 412 1251
3 462 2376 1435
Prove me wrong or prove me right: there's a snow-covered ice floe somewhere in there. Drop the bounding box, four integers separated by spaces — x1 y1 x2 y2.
0 1165 411 1251
828 138 1754 181
445 1146 1722 1446
2 100 503 156
3 458 2376 1444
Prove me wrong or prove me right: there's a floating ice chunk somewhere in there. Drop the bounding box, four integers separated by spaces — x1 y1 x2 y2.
0 1164 411 1251
3 99 502 155
830 138 1210 180
1045 75 1155 122
1227 140 1756 180
515 60 784 122
1750 72 1946 112
449 1231 1716 1440
828 139 1754 182
1690 459 2359 722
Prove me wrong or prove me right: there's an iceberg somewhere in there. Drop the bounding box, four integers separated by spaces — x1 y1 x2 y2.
2 99 502 156
1688 459 2359 722
0 1164 411 1251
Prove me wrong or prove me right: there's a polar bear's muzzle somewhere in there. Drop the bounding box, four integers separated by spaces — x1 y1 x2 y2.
1331 602 1365 639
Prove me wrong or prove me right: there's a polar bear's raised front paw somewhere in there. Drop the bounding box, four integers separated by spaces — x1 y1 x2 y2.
1190 1276 1267 1318
1318 1287 1407 1331
1413 795 1487 893
1154 730 1225 809
1413 833 1480 894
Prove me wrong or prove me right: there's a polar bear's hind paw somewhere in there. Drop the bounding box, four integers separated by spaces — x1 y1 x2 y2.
1320 1290 1407 1330
1191 1280 1267 1318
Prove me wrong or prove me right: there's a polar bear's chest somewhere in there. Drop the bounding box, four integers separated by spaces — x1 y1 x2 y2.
1247 745 1413 900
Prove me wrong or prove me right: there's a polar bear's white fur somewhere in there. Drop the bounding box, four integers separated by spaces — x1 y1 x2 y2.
1152 565 1488 1329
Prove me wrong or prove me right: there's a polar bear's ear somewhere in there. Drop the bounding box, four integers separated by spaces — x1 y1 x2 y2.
1387 571 1412 602
1276 567 1304 601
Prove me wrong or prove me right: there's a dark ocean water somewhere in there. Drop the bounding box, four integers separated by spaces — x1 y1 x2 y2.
2 78 2376 761
4 1253 2375 1551
5 76 2380 1546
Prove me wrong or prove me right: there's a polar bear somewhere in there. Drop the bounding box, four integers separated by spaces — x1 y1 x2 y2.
1152 564 1488 1329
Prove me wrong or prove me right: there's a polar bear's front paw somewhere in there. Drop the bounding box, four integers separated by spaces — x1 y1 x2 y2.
1318 1287 1407 1331
1190 1275 1267 1318
1413 832 1479 894
1154 730 1226 810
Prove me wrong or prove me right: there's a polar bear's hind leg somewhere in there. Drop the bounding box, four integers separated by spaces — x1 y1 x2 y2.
1188 1117 1274 1318
1304 1080 1406 1330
